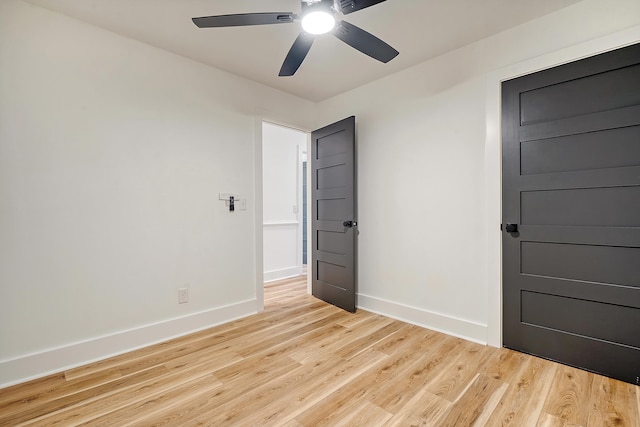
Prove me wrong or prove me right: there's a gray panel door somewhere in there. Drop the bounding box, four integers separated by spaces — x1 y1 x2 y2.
502 43 640 385
311 116 356 312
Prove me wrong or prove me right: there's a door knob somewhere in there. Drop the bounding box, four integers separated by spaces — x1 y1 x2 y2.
343 220 354 228
504 223 518 233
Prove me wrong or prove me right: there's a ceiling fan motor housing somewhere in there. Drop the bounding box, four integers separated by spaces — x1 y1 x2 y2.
302 0 337 14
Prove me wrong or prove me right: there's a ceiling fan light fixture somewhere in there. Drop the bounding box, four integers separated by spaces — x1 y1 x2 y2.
301 11 336 35
192 0 399 77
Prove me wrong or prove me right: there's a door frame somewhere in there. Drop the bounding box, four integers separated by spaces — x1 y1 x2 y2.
254 119 313 312
485 26 640 347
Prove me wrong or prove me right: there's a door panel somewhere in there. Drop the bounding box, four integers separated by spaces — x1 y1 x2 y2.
317 164 347 189
317 231 347 254
502 43 640 385
311 116 356 312
521 242 640 287
520 291 640 349
519 63 640 124
520 186 640 226
520 125 640 175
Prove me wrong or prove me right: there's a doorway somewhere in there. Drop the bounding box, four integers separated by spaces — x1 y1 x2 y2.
262 122 310 287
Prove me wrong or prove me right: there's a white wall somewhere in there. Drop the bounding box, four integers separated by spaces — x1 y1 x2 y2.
316 0 640 345
262 123 307 282
0 0 315 387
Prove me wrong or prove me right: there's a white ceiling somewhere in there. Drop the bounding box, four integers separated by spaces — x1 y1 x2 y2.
26 0 583 102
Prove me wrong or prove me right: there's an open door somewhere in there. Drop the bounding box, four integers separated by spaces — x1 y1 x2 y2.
311 116 356 312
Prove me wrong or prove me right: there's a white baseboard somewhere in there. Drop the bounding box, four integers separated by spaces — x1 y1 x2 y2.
264 266 302 283
357 294 488 345
0 299 257 388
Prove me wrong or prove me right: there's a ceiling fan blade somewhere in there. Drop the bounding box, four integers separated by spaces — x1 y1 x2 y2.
192 12 295 28
279 33 315 76
337 0 387 15
332 21 398 63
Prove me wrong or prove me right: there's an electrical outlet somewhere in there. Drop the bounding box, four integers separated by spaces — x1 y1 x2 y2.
178 288 189 304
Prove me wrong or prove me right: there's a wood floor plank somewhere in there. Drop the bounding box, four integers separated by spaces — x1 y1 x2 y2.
234 308 350 358
384 388 452 426
333 320 404 359
264 282 306 295
131 360 334 425
293 336 460 426
424 339 494 402
86 373 222 427
291 359 405 425
0 373 97 423
22 358 221 427
484 354 558 427
189 350 388 426
4 366 166 426
290 329 441 423
437 373 509 427
156 303 338 370
113 355 302 427
146 352 322 425
162 347 243 372
333 401 393 427
280 420 304 427
637 387 640 425
2 275 639 426
478 347 528 383
540 364 594 427
334 308 378 328
288 313 395 364
536 412 572 427
370 331 457 413
221 350 388 426
369 323 425 355
587 374 639 427
16 366 175 426
0 374 66 408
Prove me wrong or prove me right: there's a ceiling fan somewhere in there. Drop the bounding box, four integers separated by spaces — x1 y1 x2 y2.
192 0 399 76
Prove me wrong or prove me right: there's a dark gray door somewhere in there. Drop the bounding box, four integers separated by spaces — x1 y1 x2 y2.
311 116 356 312
502 43 640 385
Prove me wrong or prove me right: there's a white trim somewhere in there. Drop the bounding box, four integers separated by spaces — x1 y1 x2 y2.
264 266 303 283
263 221 300 227
484 25 640 348
357 293 487 345
0 299 257 388
254 117 265 313
296 141 304 281
306 132 313 295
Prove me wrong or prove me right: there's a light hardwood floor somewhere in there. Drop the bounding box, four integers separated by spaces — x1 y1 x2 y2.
1 275 639 426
